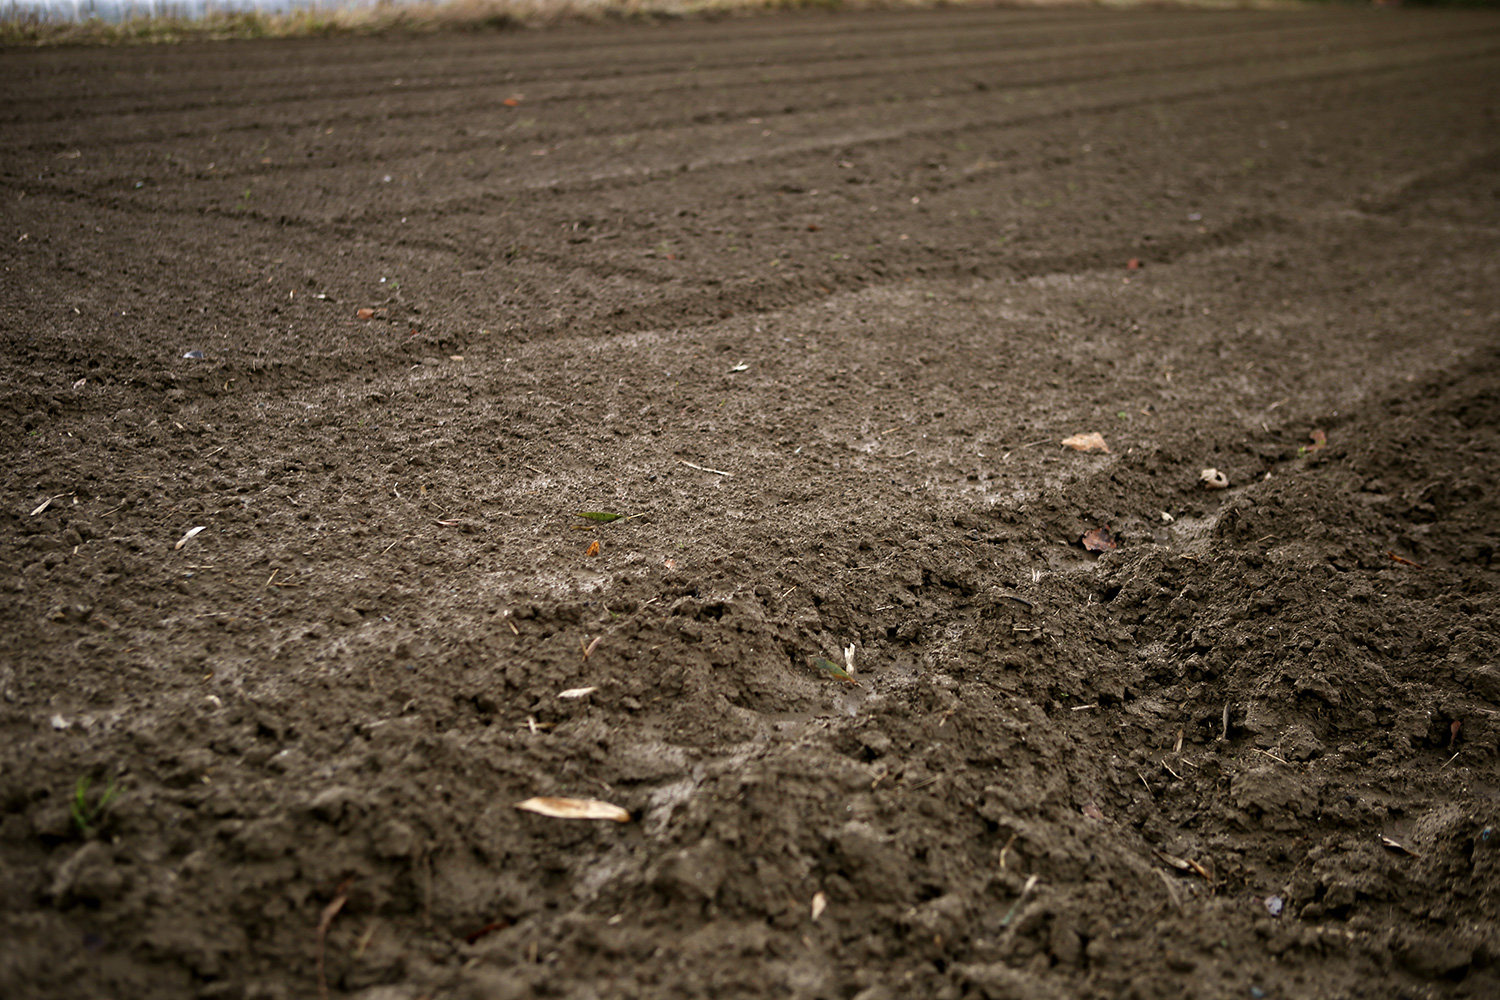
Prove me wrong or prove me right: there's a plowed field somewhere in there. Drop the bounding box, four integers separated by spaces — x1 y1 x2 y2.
4 7 1500 998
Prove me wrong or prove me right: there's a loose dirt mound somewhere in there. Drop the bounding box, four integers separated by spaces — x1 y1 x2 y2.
3 8 1499 998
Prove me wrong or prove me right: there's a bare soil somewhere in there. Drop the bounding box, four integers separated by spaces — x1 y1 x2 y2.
3 7 1500 999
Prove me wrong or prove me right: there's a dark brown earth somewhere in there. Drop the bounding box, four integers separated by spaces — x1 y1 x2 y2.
3 6 1500 999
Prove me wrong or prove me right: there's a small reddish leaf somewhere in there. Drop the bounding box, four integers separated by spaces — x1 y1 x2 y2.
1082 525 1116 553
503 97 520 107
1305 429 1327 453
1126 258 1141 270
585 540 601 557
1082 802 1105 821
356 308 376 320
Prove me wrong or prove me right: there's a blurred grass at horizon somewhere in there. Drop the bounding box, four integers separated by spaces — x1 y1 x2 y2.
2 0 1496 50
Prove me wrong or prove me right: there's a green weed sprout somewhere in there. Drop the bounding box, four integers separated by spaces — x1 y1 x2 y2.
70 775 121 838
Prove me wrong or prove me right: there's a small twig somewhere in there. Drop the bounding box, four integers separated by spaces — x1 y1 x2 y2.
779 584 799 600
1138 771 1153 796
997 832 1018 870
1161 760 1182 781
1253 748 1291 766
679 459 733 476
1439 749 1463 771
582 635 602 660
1219 703 1230 742
999 873 1040 927
316 878 353 1000
1069 703 1098 712
379 538 402 555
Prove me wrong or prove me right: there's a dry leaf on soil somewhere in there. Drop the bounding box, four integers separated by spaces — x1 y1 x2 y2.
1153 849 1212 880
1061 432 1110 454
1379 834 1419 858
1081 525 1117 553
1304 428 1327 454
515 797 631 823
175 526 206 550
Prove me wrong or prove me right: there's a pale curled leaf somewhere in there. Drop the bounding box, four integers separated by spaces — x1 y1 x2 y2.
811 891 827 921
175 526 207 550
1199 467 1229 490
1061 432 1110 454
515 797 631 823
558 686 598 700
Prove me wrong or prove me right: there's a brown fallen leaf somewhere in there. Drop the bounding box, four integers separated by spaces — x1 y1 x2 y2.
1061 432 1110 454
1387 551 1423 569
465 919 511 945
515 797 631 823
1081 802 1105 821
1081 525 1117 553
1304 428 1327 453
356 307 376 320
585 540 601 557
1153 849 1211 880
